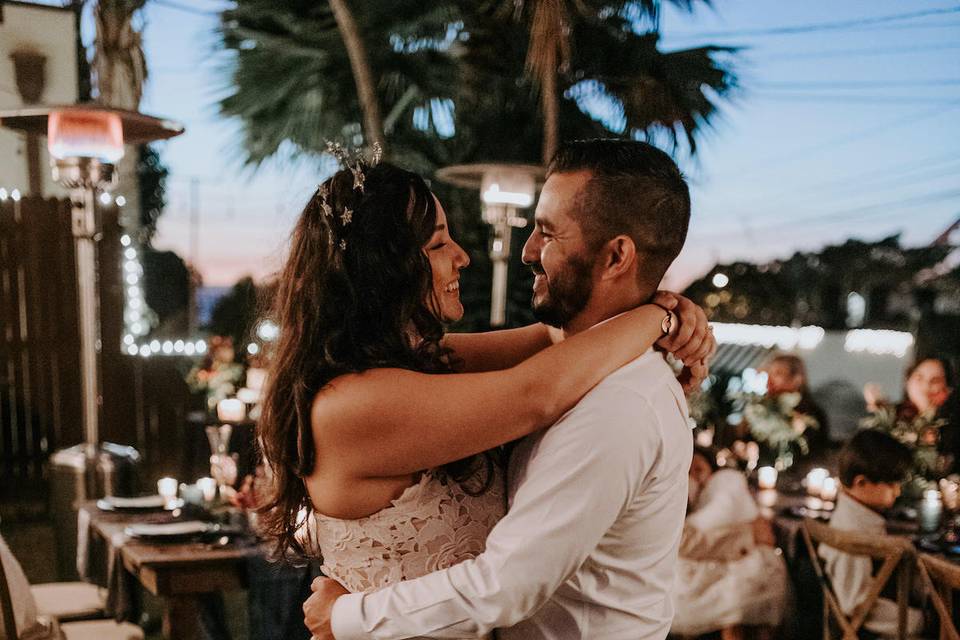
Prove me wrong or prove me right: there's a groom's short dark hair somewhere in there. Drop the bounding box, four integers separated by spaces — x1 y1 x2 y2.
547 139 690 294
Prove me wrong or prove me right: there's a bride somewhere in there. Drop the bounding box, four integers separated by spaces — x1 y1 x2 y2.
256 157 712 596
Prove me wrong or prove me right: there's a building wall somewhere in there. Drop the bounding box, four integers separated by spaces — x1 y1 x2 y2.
0 1 78 197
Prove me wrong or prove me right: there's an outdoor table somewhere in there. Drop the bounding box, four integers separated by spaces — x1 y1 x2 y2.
77 501 262 640
763 488 960 565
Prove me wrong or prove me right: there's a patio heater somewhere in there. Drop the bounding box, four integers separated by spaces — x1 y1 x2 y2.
0 105 183 446
0 105 183 579
436 163 542 327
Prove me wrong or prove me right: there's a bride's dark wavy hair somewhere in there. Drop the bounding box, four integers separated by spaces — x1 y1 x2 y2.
257 162 496 561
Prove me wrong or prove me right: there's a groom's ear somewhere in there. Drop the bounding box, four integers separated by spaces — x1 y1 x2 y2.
600 235 637 281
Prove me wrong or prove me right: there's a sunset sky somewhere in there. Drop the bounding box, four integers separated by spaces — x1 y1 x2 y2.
125 0 959 289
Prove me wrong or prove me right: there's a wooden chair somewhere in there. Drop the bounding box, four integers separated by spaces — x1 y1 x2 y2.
800 518 915 640
0 535 142 640
916 552 960 640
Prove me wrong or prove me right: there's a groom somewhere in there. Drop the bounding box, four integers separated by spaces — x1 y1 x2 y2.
305 139 702 639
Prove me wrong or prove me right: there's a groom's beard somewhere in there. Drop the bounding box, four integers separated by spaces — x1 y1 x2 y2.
529 252 594 329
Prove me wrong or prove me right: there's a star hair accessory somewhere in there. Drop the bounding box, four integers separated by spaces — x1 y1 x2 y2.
318 141 384 253
317 182 333 218
325 141 383 194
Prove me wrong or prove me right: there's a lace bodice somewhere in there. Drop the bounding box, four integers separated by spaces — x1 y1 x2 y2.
311 469 506 593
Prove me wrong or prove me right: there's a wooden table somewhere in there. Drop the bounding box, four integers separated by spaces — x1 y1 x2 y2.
80 503 262 640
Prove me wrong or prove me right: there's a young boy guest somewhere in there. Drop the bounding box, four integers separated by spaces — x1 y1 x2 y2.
820 430 924 637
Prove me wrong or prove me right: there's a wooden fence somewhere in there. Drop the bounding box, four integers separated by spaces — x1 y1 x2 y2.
0 196 193 497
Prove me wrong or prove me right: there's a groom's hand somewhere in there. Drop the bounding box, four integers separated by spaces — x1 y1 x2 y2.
304 577 349 640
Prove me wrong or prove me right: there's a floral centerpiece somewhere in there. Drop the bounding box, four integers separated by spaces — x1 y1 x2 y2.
735 391 819 470
185 336 246 414
860 405 947 497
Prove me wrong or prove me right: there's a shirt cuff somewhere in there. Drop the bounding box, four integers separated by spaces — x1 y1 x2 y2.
331 593 367 640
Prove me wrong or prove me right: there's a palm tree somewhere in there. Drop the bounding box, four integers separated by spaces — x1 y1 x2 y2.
218 1 736 169
91 0 151 231
500 0 736 162
328 0 385 149
93 0 148 109
218 0 458 171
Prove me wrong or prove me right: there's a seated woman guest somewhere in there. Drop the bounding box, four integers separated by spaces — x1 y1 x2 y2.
671 447 789 640
821 430 925 638
763 353 830 453
865 356 957 472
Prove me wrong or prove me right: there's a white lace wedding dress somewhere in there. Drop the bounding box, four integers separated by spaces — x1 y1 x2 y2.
311 469 506 594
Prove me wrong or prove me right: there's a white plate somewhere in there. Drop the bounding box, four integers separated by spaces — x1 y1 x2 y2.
125 521 210 539
102 495 167 509
97 495 183 512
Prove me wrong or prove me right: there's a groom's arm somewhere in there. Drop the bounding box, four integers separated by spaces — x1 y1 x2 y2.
326 384 658 639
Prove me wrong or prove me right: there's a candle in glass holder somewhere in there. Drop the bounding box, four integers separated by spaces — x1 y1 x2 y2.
758 466 778 490
197 477 217 502
217 398 246 423
920 489 943 533
821 477 839 502
178 483 202 506
157 477 178 504
806 468 828 496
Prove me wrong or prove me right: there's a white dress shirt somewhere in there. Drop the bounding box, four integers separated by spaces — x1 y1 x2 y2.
331 349 693 639
819 491 924 637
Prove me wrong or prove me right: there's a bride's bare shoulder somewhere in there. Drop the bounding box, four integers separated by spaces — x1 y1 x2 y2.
309 368 407 437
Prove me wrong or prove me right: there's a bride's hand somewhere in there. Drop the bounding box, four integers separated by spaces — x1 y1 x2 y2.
304 577 349 640
652 291 715 366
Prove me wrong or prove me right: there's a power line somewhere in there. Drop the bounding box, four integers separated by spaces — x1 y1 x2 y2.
709 188 960 238
719 100 960 178
704 152 960 217
751 92 959 105
667 6 960 40
753 79 960 90
761 43 960 60
762 43 960 60
153 0 222 17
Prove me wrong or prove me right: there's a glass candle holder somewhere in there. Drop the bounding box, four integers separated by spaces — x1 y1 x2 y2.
758 466 778 490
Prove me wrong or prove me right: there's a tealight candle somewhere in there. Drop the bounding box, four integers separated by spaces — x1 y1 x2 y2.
157 477 178 504
217 398 246 423
695 429 714 448
758 466 778 490
806 468 828 496
197 477 217 502
820 477 839 502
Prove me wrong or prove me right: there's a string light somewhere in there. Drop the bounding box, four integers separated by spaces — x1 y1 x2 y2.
714 322 913 359
712 322 826 350
116 233 208 357
844 329 914 357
